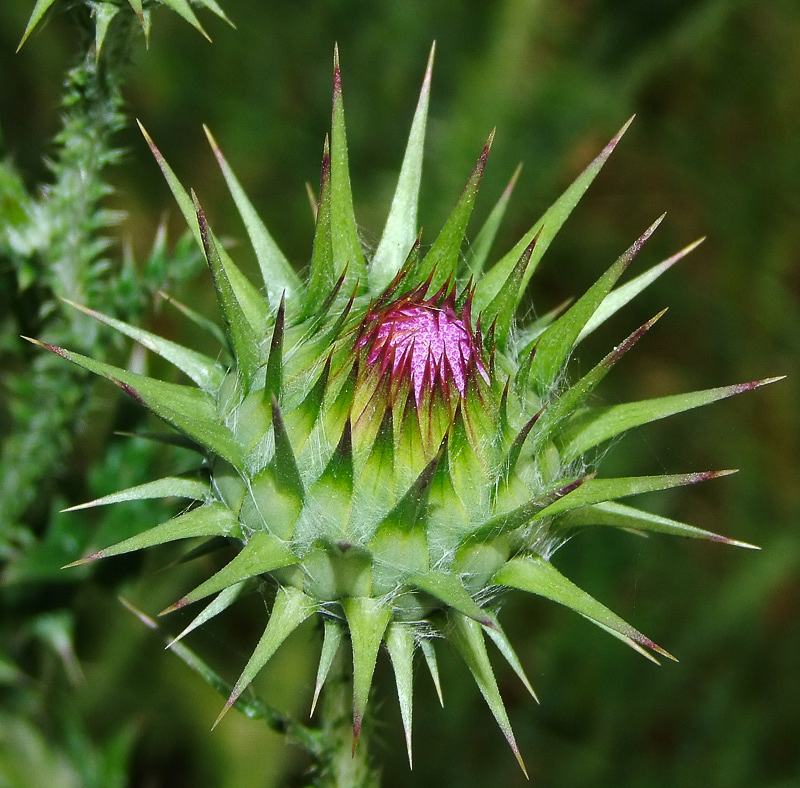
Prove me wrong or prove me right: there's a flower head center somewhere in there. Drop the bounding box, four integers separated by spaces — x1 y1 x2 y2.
361 294 488 401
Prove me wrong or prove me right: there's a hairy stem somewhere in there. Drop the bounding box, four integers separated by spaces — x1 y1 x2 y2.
313 646 381 788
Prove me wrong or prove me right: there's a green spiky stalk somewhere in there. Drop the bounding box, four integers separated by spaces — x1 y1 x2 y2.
43 45 781 781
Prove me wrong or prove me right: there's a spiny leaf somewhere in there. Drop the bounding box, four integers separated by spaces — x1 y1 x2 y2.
475 117 635 312
558 378 783 463
330 46 367 289
270 395 304 500
204 125 300 305
93 2 119 58
470 477 589 543
214 587 316 727
62 476 209 512
535 470 737 522
482 230 540 347
578 237 704 342
527 214 664 396
530 310 666 452
305 136 335 316
370 43 435 292
64 503 237 567
17 0 58 51
494 555 674 661
161 531 298 613
416 131 494 292
159 0 211 40
28 339 245 466
557 501 759 548
311 618 344 716
448 613 527 777
407 571 492 628
138 123 268 331
122 598 321 752
265 297 285 401
159 290 229 353
63 299 225 391
483 612 537 700
195 197 260 387
420 639 443 706
342 596 392 744
385 622 416 768
167 581 249 648
194 0 234 26
377 443 443 533
467 163 522 276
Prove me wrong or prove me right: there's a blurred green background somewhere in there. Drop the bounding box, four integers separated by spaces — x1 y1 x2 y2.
1 0 797 786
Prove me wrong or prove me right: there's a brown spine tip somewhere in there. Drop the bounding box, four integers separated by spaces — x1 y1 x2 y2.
62 551 104 569
158 598 188 617
333 44 342 97
352 715 362 755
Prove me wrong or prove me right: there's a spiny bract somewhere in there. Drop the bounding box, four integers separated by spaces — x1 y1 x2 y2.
44 47 776 772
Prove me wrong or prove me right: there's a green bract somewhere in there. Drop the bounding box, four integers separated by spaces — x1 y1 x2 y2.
19 0 233 52
43 47 777 772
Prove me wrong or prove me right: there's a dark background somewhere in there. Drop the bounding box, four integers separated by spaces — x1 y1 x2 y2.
1 1 797 786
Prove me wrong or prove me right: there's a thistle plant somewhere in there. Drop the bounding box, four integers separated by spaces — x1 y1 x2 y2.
36 46 779 783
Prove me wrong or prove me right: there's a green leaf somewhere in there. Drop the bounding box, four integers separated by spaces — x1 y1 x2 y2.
448 613 526 776
483 612 537 700
93 2 119 57
408 571 492 628
530 310 666 452
121 599 320 752
195 0 234 25
466 164 522 276
370 44 434 292
535 470 737 521
29 339 245 467
415 131 494 292
167 581 249 648
162 531 298 613
159 0 211 40
419 639 443 706
558 501 759 548
204 126 300 306
342 596 392 741
270 396 304 500
17 0 58 50
475 117 634 312
311 618 345 715
138 123 269 332
527 214 664 396
305 137 336 317
578 238 704 342
469 477 588 543
264 298 285 401
558 378 782 463
494 555 673 661
214 587 316 727
481 230 539 348
63 299 225 391
385 622 416 768
195 198 260 387
62 476 209 512
64 503 237 566
159 290 229 353
330 47 367 289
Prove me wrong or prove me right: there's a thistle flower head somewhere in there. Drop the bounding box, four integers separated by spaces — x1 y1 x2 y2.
44 46 779 772
359 281 488 404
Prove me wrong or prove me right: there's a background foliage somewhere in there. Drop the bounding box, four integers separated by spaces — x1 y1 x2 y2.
1 0 797 786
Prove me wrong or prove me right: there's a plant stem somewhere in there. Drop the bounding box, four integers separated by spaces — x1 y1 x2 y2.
313 645 381 788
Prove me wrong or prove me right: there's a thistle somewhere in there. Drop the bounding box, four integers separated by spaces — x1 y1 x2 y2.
38 46 779 774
